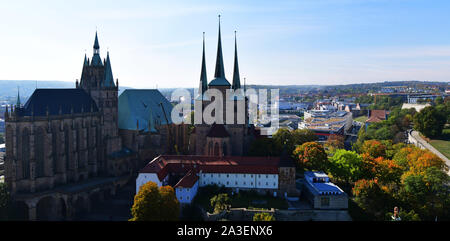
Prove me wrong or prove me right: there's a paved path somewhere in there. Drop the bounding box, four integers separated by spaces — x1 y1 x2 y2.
410 130 450 175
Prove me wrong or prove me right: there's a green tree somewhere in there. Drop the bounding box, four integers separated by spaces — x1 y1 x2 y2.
272 129 317 156
293 142 328 171
329 149 364 182
414 106 446 138
253 212 275 221
130 182 180 221
0 183 12 220
210 193 231 214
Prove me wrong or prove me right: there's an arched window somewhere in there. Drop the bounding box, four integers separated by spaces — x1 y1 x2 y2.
208 141 213 156
21 128 30 179
35 127 46 178
52 128 58 174
222 142 227 156
214 142 220 156
64 125 70 172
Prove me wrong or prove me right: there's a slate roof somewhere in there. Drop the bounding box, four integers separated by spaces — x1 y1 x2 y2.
174 170 199 188
118 89 173 132
206 123 230 137
209 77 231 86
16 88 98 117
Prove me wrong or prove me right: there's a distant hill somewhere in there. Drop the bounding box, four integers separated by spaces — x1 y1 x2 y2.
0 80 132 103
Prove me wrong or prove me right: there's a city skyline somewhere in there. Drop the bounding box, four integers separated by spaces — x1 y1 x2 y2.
0 0 450 89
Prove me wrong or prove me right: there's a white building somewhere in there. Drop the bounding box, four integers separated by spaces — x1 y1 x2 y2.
136 155 296 204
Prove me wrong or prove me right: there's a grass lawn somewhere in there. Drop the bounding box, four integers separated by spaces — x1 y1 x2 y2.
353 115 368 123
429 128 450 159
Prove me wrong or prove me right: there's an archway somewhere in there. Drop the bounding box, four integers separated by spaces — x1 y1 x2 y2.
57 198 67 220
73 196 88 218
12 201 29 220
36 196 56 221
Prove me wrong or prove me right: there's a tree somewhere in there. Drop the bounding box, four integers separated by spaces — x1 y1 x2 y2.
210 193 231 214
360 140 387 158
352 179 392 219
329 149 364 182
325 134 345 155
293 142 328 171
272 129 317 156
0 183 13 220
130 181 180 221
414 106 446 138
253 212 275 221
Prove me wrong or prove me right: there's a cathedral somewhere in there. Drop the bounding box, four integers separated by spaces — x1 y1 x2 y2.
190 17 255 156
3 32 137 220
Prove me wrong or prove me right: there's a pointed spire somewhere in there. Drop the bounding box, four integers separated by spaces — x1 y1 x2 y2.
83 53 88 66
93 31 100 50
232 31 241 90
16 87 21 107
199 32 208 95
104 51 115 87
91 31 103 66
214 15 225 79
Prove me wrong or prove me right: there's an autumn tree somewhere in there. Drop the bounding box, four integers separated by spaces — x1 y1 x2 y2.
360 140 387 158
253 212 275 221
293 142 328 171
325 134 345 155
210 193 231 214
130 181 180 221
352 179 392 219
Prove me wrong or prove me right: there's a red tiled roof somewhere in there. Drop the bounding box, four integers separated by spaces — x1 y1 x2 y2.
139 155 281 181
366 110 388 123
174 170 199 188
206 123 230 137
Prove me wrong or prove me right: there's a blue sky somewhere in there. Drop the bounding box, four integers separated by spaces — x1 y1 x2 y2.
0 0 449 88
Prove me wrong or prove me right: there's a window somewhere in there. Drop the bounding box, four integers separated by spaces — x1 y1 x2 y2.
227 174 229 178
211 174 213 177
243 182 246 185
187 196 190 200
186 188 190 192
226 181 229 185
244 174 246 178
180 196 183 200
218 174 221 177
235 181 238 185
266 175 268 178
251 175 253 178
266 182 268 186
321 197 330 207
251 182 253 185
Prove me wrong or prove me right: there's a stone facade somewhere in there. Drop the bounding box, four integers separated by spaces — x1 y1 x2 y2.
3 32 137 220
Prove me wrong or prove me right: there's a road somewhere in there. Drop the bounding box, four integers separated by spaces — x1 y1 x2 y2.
410 130 450 175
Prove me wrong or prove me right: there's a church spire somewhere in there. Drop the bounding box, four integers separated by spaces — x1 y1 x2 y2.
214 15 225 79
232 31 241 90
199 32 208 95
91 31 103 66
93 31 100 53
16 87 21 107
104 51 115 87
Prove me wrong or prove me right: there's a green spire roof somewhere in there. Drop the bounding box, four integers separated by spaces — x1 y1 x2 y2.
209 15 231 87
16 88 21 107
93 31 100 49
91 31 103 66
199 32 208 94
232 31 241 90
104 51 115 87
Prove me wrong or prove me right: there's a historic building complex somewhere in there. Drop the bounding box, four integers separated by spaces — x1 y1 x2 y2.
2 32 174 220
136 18 297 204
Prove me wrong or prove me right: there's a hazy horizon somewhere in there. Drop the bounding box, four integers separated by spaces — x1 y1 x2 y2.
1 0 450 89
